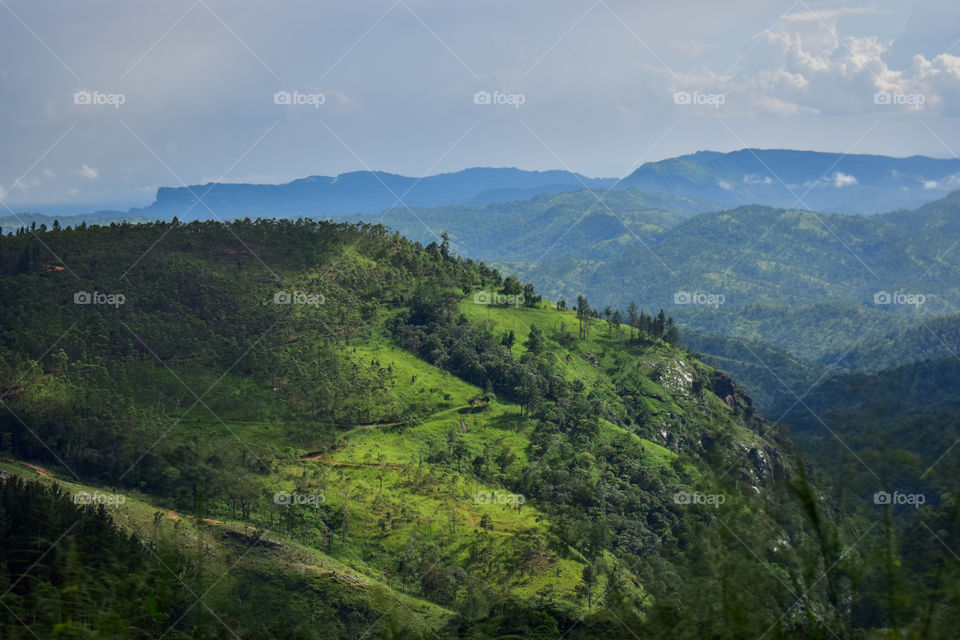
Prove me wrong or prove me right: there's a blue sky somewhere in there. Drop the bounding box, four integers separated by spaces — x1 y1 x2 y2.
1 0 959 211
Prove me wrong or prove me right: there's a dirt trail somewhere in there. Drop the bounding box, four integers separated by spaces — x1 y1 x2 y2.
301 454 403 470
1 457 224 524
1 457 54 477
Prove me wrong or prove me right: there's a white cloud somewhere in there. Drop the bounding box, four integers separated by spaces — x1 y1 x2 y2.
718 179 734 190
832 172 858 187
922 173 960 189
744 174 773 185
77 164 99 180
669 6 960 117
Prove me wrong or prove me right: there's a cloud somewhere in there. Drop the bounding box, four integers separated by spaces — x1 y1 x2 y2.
76 164 99 180
718 179 734 190
921 173 960 189
0 176 42 200
669 5 960 117
801 171 859 189
832 172 858 187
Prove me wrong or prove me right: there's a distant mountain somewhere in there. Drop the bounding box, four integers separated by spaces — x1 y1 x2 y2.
23 149 960 225
619 149 960 214
342 188 719 262
505 191 960 316
129 168 616 221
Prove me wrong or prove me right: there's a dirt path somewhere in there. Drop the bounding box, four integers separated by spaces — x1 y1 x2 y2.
1 457 224 524
1 457 54 477
301 454 403 470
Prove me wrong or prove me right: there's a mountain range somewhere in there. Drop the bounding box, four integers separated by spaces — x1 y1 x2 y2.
126 168 615 221
619 148 960 214
15 148 960 224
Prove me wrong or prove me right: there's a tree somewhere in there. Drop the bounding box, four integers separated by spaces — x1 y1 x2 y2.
663 316 679 344
502 276 523 295
576 295 590 339
653 309 666 338
440 231 451 260
576 564 598 608
479 514 493 531
611 310 622 340
522 282 540 306
495 446 516 474
627 302 638 340
524 324 546 355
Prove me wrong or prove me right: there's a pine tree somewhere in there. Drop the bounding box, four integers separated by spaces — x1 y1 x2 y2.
653 309 666 338
576 295 590 339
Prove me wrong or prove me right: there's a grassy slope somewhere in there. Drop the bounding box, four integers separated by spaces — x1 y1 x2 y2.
0 458 455 635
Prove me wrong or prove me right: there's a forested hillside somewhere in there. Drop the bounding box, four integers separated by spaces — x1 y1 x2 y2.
0 219 879 638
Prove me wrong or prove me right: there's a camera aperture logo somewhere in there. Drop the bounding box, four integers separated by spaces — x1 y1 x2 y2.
473 290 523 307
74 491 126 507
473 90 526 109
873 91 926 107
673 90 725 109
73 90 125 109
873 291 925 307
74 290 125 308
274 490 325 506
873 490 925 508
273 90 326 108
673 291 725 308
473 490 525 506
273 291 325 307
673 490 725 507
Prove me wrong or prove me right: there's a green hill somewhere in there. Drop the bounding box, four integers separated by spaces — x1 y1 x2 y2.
0 218 953 638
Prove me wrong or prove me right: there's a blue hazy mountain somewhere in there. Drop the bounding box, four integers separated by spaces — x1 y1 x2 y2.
34 149 960 223
619 148 960 214
130 168 616 221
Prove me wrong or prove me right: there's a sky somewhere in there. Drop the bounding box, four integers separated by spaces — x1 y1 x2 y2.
1 0 959 212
